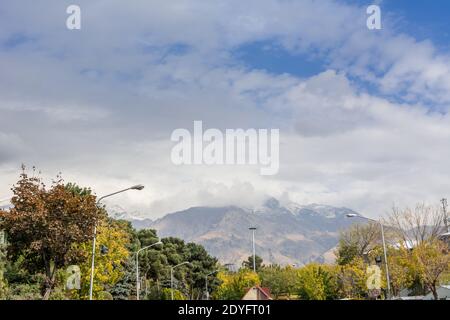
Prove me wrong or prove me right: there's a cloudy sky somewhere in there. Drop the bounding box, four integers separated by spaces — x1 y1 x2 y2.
1 0 450 219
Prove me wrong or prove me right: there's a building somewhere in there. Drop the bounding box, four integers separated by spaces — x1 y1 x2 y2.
242 286 272 300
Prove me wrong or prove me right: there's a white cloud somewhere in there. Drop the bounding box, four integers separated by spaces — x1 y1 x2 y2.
1 0 450 219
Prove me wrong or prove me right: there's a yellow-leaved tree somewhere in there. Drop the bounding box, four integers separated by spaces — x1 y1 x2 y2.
213 269 260 300
76 219 131 300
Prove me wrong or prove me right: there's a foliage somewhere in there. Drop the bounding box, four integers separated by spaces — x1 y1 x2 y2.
410 240 450 299
296 264 338 300
136 235 219 300
110 257 136 300
0 247 8 299
336 257 367 299
0 168 103 298
336 222 380 265
213 269 260 300
78 219 131 299
259 265 297 299
242 255 264 271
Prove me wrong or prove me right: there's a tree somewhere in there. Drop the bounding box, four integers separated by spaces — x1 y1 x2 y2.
110 257 136 300
410 240 450 300
134 233 219 300
336 257 367 299
387 203 446 246
213 269 260 300
0 246 7 299
0 168 103 299
368 245 414 298
77 219 131 299
259 265 298 299
242 255 263 272
296 264 338 300
336 222 380 265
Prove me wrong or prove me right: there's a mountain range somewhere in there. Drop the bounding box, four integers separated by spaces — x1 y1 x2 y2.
110 198 361 266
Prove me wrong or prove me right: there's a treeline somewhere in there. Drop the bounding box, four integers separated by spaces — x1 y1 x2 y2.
0 168 219 300
1 168 449 300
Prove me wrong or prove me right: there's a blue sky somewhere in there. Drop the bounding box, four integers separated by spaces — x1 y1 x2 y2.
1 1 450 218
234 1 450 96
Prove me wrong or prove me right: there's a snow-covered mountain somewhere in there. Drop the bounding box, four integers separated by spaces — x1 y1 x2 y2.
119 198 361 266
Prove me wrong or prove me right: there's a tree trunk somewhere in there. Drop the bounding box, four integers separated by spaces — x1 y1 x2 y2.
42 258 56 300
432 287 438 300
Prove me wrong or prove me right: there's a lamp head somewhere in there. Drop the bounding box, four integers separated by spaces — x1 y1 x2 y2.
131 184 145 191
346 213 358 218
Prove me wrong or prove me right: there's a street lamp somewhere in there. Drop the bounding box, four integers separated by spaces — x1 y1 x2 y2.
89 184 145 300
249 227 257 272
346 213 391 299
170 261 191 300
136 239 163 300
205 270 219 300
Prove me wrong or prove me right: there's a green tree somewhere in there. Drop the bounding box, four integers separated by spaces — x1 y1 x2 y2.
0 246 8 299
336 222 380 265
135 233 219 300
296 264 338 300
242 255 264 272
259 265 297 299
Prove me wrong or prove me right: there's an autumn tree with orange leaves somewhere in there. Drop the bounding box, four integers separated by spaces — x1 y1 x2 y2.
0 166 104 299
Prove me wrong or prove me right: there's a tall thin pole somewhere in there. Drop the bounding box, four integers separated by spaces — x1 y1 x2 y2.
170 268 174 300
249 227 256 272
441 198 449 233
136 251 140 300
88 224 97 300
380 222 391 299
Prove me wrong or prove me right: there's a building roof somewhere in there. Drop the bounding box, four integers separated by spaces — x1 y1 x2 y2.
243 286 272 300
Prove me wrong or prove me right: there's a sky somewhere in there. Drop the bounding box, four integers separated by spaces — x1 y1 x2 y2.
1 0 450 219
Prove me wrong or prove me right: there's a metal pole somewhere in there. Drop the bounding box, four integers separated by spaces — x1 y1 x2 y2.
441 199 449 233
170 267 174 300
380 222 391 299
252 229 256 272
88 224 97 300
249 227 256 272
136 251 140 300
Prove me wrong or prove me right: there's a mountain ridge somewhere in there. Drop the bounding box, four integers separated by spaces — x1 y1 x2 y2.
112 198 361 266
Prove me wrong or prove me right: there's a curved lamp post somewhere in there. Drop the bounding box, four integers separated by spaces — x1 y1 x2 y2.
89 184 145 300
170 261 191 300
346 213 391 299
136 239 163 300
